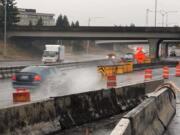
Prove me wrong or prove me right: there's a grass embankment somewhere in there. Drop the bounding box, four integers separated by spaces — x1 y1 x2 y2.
0 42 41 60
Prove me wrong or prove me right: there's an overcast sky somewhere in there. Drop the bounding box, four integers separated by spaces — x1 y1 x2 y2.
16 0 180 26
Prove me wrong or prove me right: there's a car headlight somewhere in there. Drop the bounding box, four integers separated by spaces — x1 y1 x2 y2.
112 56 115 59
106 55 109 59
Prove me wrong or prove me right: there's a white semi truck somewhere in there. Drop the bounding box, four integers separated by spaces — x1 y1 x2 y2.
42 45 65 63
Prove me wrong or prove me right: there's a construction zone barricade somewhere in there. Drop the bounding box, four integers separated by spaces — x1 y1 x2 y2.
116 65 124 74
163 66 169 79
144 69 152 81
97 63 133 77
126 62 133 72
107 75 117 88
13 89 31 102
111 82 176 135
0 66 25 79
176 63 180 77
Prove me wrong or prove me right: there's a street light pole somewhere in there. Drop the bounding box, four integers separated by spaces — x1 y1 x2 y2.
146 9 149 26
146 9 153 26
3 0 7 57
159 10 165 27
155 0 157 27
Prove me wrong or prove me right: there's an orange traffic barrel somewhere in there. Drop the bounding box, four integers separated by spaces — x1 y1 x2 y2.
163 66 169 79
144 69 152 81
176 63 180 77
107 75 117 88
13 89 31 103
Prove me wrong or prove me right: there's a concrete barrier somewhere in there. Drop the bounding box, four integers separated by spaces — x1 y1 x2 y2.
111 86 176 135
0 66 25 79
111 118 131 135
0 80 163 134
148 88 176 128
133 61 178 71
0 59 109 79
0 99 60 134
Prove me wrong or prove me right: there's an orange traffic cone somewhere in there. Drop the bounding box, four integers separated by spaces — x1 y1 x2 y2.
176 63 180 77
163 66 169 79
107 75 117 88
144 69 152 81
13 89 31 103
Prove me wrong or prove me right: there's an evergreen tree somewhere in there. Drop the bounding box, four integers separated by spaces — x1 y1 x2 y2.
71 21 75 27
29 20 32 26
62 15 69 28
0 0 19 27
36 17 43 26
75 21 79 27
56 14 63 27
56 14 70 28
130 23 135 27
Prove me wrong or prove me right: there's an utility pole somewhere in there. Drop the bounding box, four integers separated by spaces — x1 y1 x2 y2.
3 0 7 57
154 0 157 27
159 10 165 27
146 9 153 26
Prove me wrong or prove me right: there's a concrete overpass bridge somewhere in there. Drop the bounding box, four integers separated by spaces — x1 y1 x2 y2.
95 40 180 57
4 26 180 59
95 40 180 45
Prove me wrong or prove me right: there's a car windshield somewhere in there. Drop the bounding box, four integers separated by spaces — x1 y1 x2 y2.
21 66 48 74
43 51 57 57
125 54 133 59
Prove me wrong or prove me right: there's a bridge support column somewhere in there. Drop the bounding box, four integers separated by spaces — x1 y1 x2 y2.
113 43 121 52
160 43 168 58
148 39 161 60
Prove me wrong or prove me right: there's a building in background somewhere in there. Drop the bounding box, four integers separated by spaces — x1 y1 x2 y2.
16 8 55 26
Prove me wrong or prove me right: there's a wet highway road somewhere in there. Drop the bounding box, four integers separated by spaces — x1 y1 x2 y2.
0 66 178 108
0 54 106 67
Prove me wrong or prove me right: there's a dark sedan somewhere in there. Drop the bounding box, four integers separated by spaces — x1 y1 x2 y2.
12 66 57 89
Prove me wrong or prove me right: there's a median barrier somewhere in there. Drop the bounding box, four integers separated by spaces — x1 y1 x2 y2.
0 59 109 79
111 83 176 135
147 87 176 128
0 60 178 80
0 99 60 134
0 80 163 134
133 61 178 71
111 118 131 135
0 66 25 79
